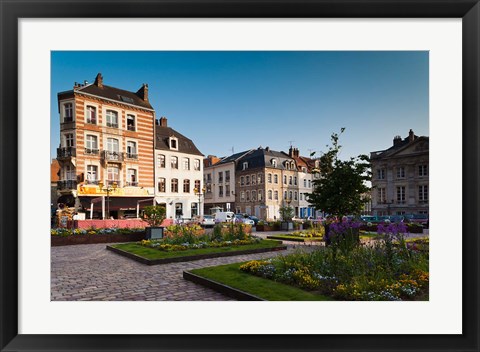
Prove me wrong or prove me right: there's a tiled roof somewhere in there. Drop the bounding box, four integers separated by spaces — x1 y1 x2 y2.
155 126 203 156
76 84 153 110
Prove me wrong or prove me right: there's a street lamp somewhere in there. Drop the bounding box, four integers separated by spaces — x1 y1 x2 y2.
194 186 206 218
98 181 117 219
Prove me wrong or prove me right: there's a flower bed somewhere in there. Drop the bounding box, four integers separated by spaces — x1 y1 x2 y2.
238 222 429 301
51 227 145 246
266 226 325 242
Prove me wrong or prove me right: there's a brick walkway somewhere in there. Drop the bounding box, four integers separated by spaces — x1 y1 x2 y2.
51 236 314 301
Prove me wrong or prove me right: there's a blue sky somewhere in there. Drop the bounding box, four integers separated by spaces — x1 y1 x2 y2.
51 51 428 160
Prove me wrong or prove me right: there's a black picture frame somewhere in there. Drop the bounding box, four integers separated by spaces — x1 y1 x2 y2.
1 1 478 351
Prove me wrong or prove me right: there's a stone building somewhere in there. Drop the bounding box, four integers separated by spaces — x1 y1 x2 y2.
154 117 204 220
55 73 155 219
370 129 429 216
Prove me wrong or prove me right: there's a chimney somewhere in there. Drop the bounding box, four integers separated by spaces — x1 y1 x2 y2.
408 129 415 142
288 146 294 157
136 83 149 101
159 117 168 127
393 135 402 147
94 73 103 88
294 148 300 157
265 146 270 152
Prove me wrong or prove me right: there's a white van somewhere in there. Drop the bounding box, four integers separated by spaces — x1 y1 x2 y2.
214 211 235 223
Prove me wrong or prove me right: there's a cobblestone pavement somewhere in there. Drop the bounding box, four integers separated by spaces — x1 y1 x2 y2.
51 234 316 301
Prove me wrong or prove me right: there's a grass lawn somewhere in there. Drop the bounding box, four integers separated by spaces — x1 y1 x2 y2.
267 234 323 242
111 240 284 260
190 262 332 301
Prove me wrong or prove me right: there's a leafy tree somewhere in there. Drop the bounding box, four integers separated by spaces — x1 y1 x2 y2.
143 205 166 227
279 206 294 222
307 128 371 217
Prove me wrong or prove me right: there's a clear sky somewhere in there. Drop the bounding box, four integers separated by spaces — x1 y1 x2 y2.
51 51 428 160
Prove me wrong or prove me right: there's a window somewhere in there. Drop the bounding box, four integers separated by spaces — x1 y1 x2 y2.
65 133 74 148
85 135 98 155
396 186 406 204
63 103 73 122
183 158 190 170
289 191 293 200
246 191 250 201
289 176 293 185
251 174 256 185
300 193 303 201
285 162 289 170
243 162 248 170
294 191 298 201
106 138 120 160
283 175 287 184
240 191 245 202
258 190 263 201
378 187 386 203
246 175 250 185
257 174 263 184
274 191 278 200
218 172 223 183
206 173 212 182
107 165 119 184
169 137 178 150
308 180 312 188
396 167 405 179
157 154 165 168
274 174 278 184
251 190 256 201
284 191 288 200
419 165 428 177
86 106 96 124
158 178 166 192
219 186 224 197
126 141 137 159
377 168 386 180
225 170 230 182
419 185 428 202
86 165 97 184
127 169 137 186
106 110 118 128
194 159 201 171
183 179 190 193
302 167 307 173
304 179 307 187
171 178 178 193
272 159 277 167
268 190 273 200
64 164 75 180
268 173 272 183
194 180 201 192
240 176 245 186
294 176 297 186
171 156 178 169
225 184 230 195
126 114 135 131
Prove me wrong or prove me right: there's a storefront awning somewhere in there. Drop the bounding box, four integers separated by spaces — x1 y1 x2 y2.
79 197 155 211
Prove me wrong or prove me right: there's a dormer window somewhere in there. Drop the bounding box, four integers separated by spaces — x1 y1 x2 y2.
169 137 178 150
271 159 277 167
243 162 248 170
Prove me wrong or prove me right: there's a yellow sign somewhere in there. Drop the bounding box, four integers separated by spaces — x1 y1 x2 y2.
77 184 149 196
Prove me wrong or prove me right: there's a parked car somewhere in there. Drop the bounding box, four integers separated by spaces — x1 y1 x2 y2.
234 214 255 225
200 215 215 228
248 216 260 225
214 211 235 223
404 214 428 225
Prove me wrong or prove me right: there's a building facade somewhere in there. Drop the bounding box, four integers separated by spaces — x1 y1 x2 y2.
288 147 317 218
56 73 155 219
154 117 204 220
370 129 429 216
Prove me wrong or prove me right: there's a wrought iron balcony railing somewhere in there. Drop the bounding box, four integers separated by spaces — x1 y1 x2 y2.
84 148 99 156
101 150 124 162
125 181 138 187
57 147 76 159
57 180 77 190
126 153 138 160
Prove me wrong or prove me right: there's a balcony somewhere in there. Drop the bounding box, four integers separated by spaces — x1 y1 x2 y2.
57 147 76 160
101 150 124 163
125 153 138 160
106 180 122 188
84 148 99 156
57 180 77 190
84 179 99 185
106 122 119 128
126 181 138 187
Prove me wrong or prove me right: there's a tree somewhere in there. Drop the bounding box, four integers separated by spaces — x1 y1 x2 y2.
279 205 294 222
143 205 166 227
306 128 371 217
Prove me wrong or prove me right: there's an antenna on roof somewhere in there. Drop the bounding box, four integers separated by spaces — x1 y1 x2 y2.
230 146 235 155
288 140 295 147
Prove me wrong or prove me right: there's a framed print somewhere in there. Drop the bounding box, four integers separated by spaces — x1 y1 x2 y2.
1 0 479 351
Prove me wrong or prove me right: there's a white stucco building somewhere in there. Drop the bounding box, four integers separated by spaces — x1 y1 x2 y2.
154 117 204 220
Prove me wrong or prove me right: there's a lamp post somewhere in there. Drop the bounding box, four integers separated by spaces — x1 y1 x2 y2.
98 181 117 219
194 186 206 218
